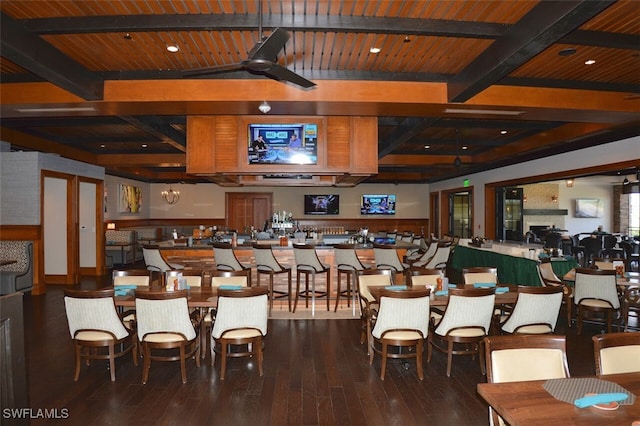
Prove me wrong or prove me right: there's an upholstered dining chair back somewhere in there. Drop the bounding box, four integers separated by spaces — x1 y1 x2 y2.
484 334 569 426
135 290 196 342
573 268 620 309
166 269 204 287
373 290 430 340
462 267 498 285
210 270 249 287
594 258 615 270
434 287 496 337
592 332 640 375
65 288 129 341
357 269 394 304
500 286 563 334
112 269 150 287
407 267 443 287
406 241 438 264
538 261 562 286
211 287 268 340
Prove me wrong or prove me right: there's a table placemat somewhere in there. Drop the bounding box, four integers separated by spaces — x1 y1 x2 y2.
543 378 636 405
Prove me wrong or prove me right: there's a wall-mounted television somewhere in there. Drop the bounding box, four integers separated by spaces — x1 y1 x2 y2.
575 198 603 218
304 195 339 215
248 123 318 165
361 194 396 215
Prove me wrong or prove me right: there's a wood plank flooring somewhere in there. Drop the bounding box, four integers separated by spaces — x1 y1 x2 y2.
19 273 635 426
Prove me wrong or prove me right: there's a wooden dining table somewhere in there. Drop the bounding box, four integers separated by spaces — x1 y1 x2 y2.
477 372 640 425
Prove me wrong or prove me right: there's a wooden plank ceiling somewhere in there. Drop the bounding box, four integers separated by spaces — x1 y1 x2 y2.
0 0 638 185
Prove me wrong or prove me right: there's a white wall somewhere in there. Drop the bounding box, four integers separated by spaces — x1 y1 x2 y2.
430 136 639 236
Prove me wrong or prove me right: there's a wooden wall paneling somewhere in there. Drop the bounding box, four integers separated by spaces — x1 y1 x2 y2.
326 116 351 170
216 116 239 173
350 116 378 175
186 116 217 174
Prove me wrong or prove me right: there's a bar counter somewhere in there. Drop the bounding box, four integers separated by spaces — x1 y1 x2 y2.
450 242 578 286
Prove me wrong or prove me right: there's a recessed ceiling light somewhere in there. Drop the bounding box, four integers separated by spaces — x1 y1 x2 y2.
462 146 468 150
100 144 106 148
369 47 381 54
166 44 179 53
558 48 576 56
584 59 596 65
141 144 148 148
424 145 430 149
500 130 508 135
403 36 411 43
124 33 132 40
444 108 524 116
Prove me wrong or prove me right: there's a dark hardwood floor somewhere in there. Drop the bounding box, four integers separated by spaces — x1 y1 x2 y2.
20 271 633 426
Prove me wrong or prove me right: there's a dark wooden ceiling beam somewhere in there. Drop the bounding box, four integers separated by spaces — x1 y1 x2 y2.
447 1 616 103
0 12 103 100
118 116 186 152
378 117 441 158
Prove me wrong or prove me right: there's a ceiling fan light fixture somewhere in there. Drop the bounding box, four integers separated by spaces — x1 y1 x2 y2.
258 101 271 114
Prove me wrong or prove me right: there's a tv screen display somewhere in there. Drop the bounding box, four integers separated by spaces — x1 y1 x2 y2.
361 194 396 215
248 123 318 165
304 195 339 215
575 198 603 218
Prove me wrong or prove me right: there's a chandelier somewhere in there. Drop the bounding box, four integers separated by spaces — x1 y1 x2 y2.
161 185 180 205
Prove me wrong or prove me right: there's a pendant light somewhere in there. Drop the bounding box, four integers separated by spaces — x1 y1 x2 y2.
453 129 462 167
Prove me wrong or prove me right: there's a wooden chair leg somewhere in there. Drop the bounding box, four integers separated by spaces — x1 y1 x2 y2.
416 341 424 380
257 337 264 377
380 342 388 380
180 344 187 384
142 344 151 384
74 344 82 381
109 344 116 382
220 342 228 380
446 339 454 377
334 271 342 312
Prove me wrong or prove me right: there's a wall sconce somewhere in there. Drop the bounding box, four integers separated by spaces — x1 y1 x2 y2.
106 222 116 230
161 185 180 205
566 179 574 188
523 195 527 203
551 195 558 203
258 101 271 114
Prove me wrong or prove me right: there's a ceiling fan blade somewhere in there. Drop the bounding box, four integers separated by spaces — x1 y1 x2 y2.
182 63 244 77
249 28 290 61
265 64 316 88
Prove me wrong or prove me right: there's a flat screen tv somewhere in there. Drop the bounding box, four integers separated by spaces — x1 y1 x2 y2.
575 198 603 218
304 195 339 215
361 194 396 215
248 123 318 165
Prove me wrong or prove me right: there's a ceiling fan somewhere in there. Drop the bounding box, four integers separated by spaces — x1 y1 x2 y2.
182 3 315 89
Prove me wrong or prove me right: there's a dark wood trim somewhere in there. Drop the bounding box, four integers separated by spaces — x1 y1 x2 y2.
522 209 569 216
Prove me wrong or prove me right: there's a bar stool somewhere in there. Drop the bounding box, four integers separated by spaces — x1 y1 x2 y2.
373 242 409 284
212 242 252 285
292 243 331 316
252 243 292 313
333 243 371 312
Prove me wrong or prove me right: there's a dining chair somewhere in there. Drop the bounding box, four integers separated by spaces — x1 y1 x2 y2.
573 268 620 335
212 242 252 285
581 237 603 268
462 267 498 285
622 286 639 332
165 269 204 289
357 268 394 352
252 243 292 314
63 288 138 382
210 286 268 380
620 240 640 272
484 334 569 426
373 243 409 283
406 266 443 288
543 233 563 250
601 235 623 259
333 243 371 312
369 288 430 380
135 289 200 384
413 244 451 271
427 287 496 377
405 241 438 266
499 286 563 334
142 246 184 285
592 332 640 375
537 260 573 327
292 243 331 315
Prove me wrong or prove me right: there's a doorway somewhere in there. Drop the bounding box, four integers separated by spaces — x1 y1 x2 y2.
496 187 524 242
449 191 472 238
225 192 273 233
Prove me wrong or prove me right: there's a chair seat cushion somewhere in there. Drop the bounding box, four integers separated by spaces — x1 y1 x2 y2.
382 330 423 340
144 332 189 343
512 324 553 334
75 330 117 341
580 299 614 308
221 329 262 339
444 328 485 338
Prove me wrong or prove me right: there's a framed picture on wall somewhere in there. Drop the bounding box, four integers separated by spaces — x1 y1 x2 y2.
119 184 142 213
